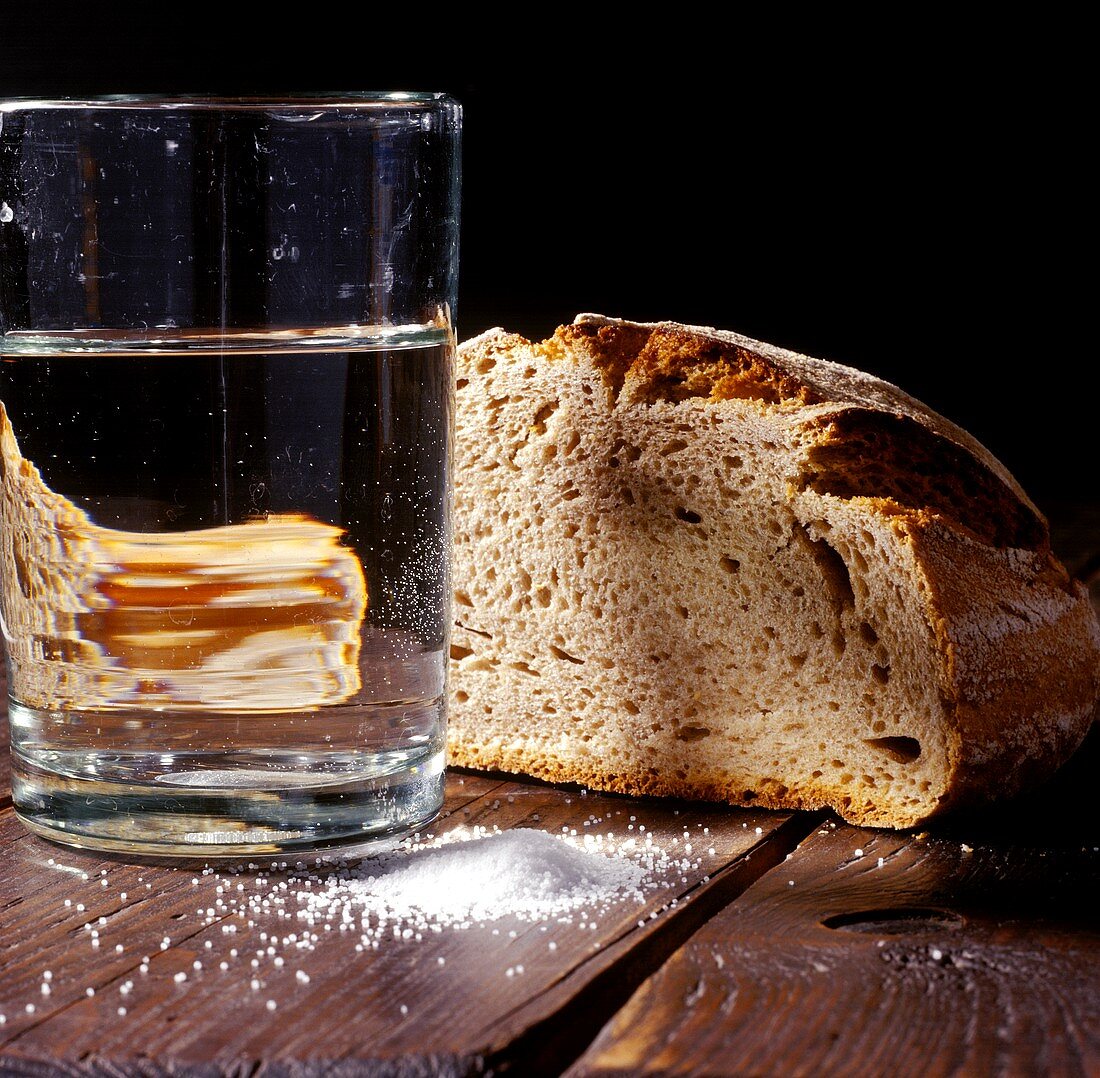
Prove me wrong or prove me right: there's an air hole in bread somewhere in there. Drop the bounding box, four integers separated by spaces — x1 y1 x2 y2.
456 377 469 390
864 736 921 763
860 621 879 646
450 644 474 661
454 690 469 703
722 454 743 470
475 356 496 373
802 528 855 612
621 487 636 506
720 556 740 575
455 590 474 608
677 605 689 619
532 400 559 436
535 587 552 608
623 699 640 715
511 661 540 677
871 663 891 685
676 726 711 742
562 488 581 502
550 644 585 665
661 439 690 457
563 430 581 455
609 439 642 466
675 507 702 524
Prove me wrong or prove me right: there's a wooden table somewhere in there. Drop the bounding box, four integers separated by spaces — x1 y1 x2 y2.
1 505 1097 1077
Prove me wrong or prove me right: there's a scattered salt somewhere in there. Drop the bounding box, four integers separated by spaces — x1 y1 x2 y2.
298 829 649 927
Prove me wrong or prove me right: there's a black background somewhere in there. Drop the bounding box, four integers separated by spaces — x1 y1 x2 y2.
0 12 1091 508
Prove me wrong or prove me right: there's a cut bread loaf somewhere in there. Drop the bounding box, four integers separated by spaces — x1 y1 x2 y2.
448 314 1100 828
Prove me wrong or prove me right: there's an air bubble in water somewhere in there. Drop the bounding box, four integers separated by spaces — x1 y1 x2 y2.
0 203 13 224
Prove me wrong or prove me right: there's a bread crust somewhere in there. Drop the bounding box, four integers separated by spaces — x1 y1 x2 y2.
449 316 1100 827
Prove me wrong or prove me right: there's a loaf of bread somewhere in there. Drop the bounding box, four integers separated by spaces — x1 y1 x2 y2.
447 314 1100 828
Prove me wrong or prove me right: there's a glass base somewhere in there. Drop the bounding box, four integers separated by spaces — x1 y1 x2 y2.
9 702 446 857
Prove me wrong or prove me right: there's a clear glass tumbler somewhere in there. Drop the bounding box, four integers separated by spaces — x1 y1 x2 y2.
0 94 461 855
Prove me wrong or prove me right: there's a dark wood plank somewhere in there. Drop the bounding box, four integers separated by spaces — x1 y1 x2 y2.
569 822 1100 1078
0 775 812 1075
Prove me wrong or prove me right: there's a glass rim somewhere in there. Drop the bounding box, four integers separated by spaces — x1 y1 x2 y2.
0 91 457 113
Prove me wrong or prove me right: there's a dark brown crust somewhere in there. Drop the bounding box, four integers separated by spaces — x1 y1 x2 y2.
798 411 1048 550
903 516 1100 814
568 314 1043 521
557 321 823 407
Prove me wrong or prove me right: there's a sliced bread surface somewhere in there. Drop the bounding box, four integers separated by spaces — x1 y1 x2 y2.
448 314 1099 827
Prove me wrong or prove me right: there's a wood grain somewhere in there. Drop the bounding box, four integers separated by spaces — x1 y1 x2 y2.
0 774 810 1075
569 823 1100 1077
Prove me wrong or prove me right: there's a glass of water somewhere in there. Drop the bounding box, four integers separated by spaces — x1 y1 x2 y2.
0 94 461 854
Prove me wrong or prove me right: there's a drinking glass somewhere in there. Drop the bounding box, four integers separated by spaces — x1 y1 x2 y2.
0 94 461 854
